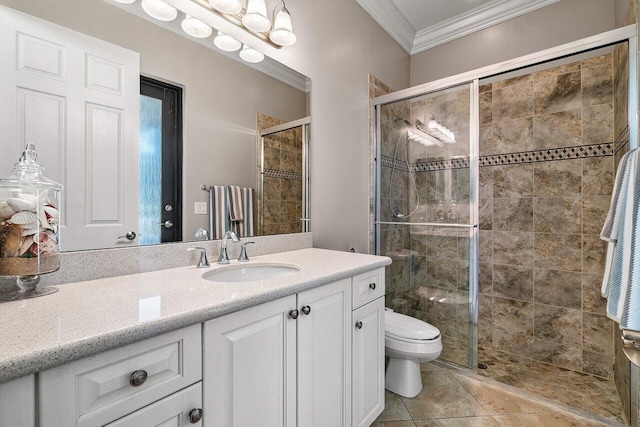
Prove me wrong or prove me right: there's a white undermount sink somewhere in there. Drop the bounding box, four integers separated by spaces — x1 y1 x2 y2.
202 262 302 282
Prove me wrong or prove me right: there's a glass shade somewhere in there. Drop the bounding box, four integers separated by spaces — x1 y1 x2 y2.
242 0 271 32
141 0 177 21
269 8 296 46
239 45 264 63
114 0 136 3
208 0 242 14
181 15 213 38
214 31 241 52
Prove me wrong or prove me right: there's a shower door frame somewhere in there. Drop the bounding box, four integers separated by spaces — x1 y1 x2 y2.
260 116 311 234
372 24 639 376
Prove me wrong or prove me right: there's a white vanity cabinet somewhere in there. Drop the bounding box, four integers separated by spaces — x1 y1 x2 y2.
38 324 202 427
0 375 36 426
203 278 352 427
351 269 386 427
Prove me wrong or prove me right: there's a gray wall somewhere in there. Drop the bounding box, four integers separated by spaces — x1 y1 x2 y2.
0 0 308 240
409 0 617 86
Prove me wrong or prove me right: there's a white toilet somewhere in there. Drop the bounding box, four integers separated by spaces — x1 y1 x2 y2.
384 309 443 398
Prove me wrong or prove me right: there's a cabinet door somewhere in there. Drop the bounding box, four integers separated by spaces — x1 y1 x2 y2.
352 297 385 427
105 382 202 427
203 295 297 427
0 375 35 427
297 278 352 427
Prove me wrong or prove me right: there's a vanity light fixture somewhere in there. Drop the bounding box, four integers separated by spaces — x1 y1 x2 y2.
141 0 178 21
181 15 213 38
242 0 271 32
208 0 242 14
113 0 136 3
426 118 456 144
239 44 264 63
269 0 296 46
214 31 242 51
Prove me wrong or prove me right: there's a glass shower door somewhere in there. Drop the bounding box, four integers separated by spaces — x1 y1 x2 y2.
375 82 479 369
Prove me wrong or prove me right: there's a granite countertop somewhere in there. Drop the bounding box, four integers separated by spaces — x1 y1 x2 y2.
0 248 391 384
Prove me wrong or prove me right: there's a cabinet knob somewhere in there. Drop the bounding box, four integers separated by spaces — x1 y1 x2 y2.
301 305 311 315
355 321 363 330
289 309 299 319
129 370 148 387
189 408 203 424
369 282 376 290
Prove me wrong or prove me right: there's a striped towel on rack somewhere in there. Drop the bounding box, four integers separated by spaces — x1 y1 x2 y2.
209 186 230 240
600 148 640 330
227 186 244 222
228 186 255 238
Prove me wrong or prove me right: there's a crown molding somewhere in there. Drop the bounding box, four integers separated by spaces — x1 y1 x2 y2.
104 0 309 92
356 0 560 56
411 0 561 54
355 0 415 53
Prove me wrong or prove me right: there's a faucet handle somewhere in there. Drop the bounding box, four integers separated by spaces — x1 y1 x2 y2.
238 241 255 262
187 247 210 268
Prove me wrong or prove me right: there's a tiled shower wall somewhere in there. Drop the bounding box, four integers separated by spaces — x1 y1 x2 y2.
256 113 303 236
477 54 617 378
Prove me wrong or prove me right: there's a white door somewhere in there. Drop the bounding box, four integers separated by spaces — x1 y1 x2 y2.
0 5 140 251
203 295 297 427
297 278 352 427
352 298 385 427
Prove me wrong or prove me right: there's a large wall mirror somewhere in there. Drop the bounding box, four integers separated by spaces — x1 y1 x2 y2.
0 0 310 252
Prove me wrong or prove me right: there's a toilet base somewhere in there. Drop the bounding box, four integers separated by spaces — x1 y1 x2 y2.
385 357 423 398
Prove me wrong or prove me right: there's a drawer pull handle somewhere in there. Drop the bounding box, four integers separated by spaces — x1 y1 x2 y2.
289 309 299 319
369 282 376 290
189 408 204 424
301 305 311 315
355 321 363 330
129 370 148 387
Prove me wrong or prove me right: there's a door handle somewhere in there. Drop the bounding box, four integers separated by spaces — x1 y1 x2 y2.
159 220 174 229
118 231 137 241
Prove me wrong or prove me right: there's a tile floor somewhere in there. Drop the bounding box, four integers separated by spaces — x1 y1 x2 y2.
373 362 625 427
477 346 626 423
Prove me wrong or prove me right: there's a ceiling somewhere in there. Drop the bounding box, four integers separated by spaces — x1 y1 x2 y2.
356 0 560 55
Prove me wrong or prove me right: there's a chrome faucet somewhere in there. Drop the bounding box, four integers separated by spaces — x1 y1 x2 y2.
238 242 255 262
187 247 210 268
217 231 240 264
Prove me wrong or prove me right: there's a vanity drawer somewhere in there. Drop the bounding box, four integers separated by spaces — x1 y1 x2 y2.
39 324 202 427
352 268 385 309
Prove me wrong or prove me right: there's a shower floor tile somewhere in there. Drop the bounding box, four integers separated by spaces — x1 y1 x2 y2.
374 360 625 427
477 346 626 424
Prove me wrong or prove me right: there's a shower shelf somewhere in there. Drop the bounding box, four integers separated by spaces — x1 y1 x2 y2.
375 221 478 228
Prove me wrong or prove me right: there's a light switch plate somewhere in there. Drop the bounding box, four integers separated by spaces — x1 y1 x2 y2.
194 202 208 215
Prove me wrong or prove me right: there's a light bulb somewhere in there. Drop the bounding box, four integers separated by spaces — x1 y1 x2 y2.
214 31 241 51
239 45 264 63
181 15 213 38
141 0 177 21
242 0 271 32
208 0 242 14
269 7 296 46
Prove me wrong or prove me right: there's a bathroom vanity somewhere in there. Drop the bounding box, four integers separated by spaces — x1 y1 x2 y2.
0 248 389 427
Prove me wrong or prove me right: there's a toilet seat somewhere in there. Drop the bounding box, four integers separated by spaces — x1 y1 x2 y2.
385 310 440 341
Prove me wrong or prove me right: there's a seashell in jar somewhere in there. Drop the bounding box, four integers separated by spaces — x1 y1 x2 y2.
7 197 36 212
45 230 57 243
32 232 56 255
21 225 39 236
38 207 53 231
44 205 59 219
10 211 39 226
20 194 39 204
0 200 16 220
0 221 24 258
19 235 33 256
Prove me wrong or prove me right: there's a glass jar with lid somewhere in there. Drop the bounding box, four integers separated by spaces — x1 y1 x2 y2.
0 144 63 300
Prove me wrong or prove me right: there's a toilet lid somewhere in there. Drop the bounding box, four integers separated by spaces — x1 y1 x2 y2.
385 310 440 340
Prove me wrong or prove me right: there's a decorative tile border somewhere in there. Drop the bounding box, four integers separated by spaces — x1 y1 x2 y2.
380 155 410 171
614 126 629 154
414 157 469 171
263 169 302 180
479 143 613 166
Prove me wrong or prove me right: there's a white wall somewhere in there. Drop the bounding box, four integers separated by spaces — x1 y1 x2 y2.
409 0 617 85
0 0 411 252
